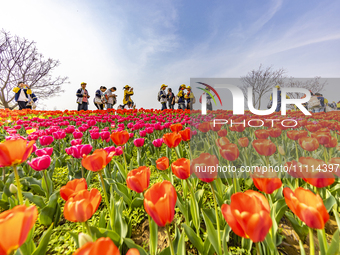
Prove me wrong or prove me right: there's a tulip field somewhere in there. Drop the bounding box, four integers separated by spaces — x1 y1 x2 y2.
1 108 340 255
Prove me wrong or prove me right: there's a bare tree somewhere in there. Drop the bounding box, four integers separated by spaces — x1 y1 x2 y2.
284 77 327 99
240 64 286 109
0 30 68 109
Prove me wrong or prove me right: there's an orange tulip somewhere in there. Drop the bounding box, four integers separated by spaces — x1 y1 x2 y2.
221 190 272 242
73 237 120 255
170 123 183 133
215 137 230 147
156 157 169 171
287 130 308 141
238 137 249 147
127 166 150 193
126 248 140 255
229 124 246 132
284 160 302 178
311 131 331 145
251 170 282 194
64 189 101 222
254 129 269 139
171 158 190 180
298 157 335 188
252 139 276 156
110 130 130 146
191 153 219 183
162 132 182 148
298 137 319 151
283 187 329 229
197 122 210 133
328 157 340 177
217 129 228 137
305 124 321 132
267 128 281 138
179 128 191 141
60 178 88 201
0 138 35 167
144 180 177 227
0 205 38 255
209 121 222 132
219 143 239 161
82 149 114 172
324 136 337 148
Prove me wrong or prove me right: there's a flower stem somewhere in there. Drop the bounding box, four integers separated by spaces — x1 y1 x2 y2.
186 179 200 235
13 165 23 204
98 171 110 208
309 227 315 255
83 221 93 238
166 224 175 255
148 215 155 255
42 170 50 201
122 147 128 176
256 242 260 255
210 182 222 255
2 168 5 182
173 148 179 160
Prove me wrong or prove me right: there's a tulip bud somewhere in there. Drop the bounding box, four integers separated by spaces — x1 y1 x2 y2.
278 146 285 155
78 233 93 247
9 184 18 194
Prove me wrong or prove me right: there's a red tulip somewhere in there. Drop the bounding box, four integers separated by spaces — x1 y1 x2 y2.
298 137 319 151
283 187 329 229
191 153 219 183
170 123 183 133
238 137 249 147
267 128 281 138
60 178 88 201
64 189 101 222
82 149 114 172
110 130 130 146
252 139 276 156
251 169 282 194
156 157 169 171
217 129 228 137
324 136 337 148
171 158 190 180
127 166 151 193
197 122 210 133
162 132 182 148
254 129 269 139
0 205 38 255
215 137 230 147
219 143 239 161
287 130 308 141
73 237 120 255
311 131 331 145
221 190 272 242
179 128 191 141
144 181 177 227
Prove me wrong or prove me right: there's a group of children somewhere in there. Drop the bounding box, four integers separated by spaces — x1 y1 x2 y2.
13 82 38 110
158 84 196 110
76 82 135 111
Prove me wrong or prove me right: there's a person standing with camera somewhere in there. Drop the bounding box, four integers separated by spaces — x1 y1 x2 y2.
94 86 107 110
76 82 90 111
123 85 134 107
104 87 117 109
13 82 33 110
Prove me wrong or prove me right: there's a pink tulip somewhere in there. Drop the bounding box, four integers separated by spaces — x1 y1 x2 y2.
71 139 82 146
129 133 134 139
100 131 110 140
152 138 163 147
115 146 123 156
28 134 39 141
65 125 76 134
35 147 53 157
90 132 100 140
70 144 93 158
28 155 51 171
104 146 116 154
73 131 83 139
52 130 66 140
39 136 54 146
134 138 145 147
146 127 154 134
139 130 147 137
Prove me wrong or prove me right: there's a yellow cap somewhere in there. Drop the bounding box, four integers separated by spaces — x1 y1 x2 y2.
81 82 87 85
161 84 168 88
186 86 191 90
124 85 131 89
275 85 280 89
180 84 186 88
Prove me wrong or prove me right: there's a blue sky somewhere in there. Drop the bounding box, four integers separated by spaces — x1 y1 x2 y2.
1 0 340 110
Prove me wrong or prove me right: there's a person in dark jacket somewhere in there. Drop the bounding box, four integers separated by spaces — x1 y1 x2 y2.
269 85 290 112
177 84 186 110
94 86 107 110
26 93 38 109
159 84 168 110
167 88 175 109
13 82 32 110
76 82 90 111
